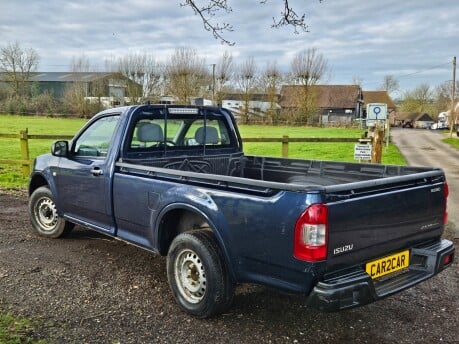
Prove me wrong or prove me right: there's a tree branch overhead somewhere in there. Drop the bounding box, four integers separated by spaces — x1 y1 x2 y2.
183 0 321 45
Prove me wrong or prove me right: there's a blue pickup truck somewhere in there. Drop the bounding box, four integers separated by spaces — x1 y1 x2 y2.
28 104 455 318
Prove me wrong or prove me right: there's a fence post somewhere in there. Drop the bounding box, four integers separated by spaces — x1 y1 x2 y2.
20 129 30 176
371 128 383 164
282 135 289 158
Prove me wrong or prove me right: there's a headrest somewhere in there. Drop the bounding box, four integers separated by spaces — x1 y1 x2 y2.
137 123 163 142
195 127 219 145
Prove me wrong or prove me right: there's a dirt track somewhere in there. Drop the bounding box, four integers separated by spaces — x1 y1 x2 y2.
0 189 458 343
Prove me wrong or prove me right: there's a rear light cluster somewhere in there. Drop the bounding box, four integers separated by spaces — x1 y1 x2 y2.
443 253 453 266
444 182 449 225
294 203 328 262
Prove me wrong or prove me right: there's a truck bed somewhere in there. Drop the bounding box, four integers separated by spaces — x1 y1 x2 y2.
118 153 442 192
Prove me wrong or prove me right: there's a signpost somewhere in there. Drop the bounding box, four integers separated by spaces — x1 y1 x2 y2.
366 103 388 127
354 143 372 161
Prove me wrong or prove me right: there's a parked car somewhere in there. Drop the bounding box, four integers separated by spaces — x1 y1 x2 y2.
401 120 413 128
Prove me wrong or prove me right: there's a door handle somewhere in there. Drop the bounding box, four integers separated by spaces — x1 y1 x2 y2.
90 167 104 176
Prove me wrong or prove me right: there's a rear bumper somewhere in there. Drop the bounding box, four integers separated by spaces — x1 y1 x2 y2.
307 239 455 312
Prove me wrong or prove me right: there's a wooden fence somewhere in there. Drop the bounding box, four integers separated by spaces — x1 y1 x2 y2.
0 130 360 177
0 130 73 176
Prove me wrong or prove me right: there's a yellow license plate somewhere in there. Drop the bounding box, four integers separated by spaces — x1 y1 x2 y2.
365 250 410 279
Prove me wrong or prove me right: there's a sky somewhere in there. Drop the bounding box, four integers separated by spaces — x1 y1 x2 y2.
0 0 457 96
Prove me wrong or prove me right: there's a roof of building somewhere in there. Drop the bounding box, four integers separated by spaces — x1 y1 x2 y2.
279 85 362 109
362 91 397 109
222 93 279 102
396 112 434 122
0 72 121 83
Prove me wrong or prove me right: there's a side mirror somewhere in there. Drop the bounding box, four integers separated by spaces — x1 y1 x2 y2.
51 141 69 157
185 138 199 146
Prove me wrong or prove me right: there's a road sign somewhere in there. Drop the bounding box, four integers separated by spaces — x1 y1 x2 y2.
367 103 388 126
354 144 372 161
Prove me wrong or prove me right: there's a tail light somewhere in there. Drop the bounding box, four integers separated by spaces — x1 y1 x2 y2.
294 203 328 261
444 182 449 225
443 253 453 266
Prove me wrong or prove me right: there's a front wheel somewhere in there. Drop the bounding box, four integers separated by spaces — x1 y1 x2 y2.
167 230 234 318
29 186 74 238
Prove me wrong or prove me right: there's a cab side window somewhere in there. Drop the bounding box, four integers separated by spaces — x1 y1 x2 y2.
73 115 120 158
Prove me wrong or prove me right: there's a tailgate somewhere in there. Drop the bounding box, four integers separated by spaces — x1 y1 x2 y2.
325 176 447 272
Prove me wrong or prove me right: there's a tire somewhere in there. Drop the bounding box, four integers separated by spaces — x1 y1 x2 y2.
29 186 74 238
167 229 234 318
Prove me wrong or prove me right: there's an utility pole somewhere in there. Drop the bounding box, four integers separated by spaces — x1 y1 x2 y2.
211 63 216 102
450 56 456 138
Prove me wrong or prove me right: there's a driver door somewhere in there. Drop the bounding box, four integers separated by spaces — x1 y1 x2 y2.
56 114 120 233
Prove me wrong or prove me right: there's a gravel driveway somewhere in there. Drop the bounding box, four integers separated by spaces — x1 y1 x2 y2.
391 128 459 238
0 189 458 343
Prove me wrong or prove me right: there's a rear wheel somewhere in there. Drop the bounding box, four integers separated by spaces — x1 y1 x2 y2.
167 230 234 318
29 186 74 238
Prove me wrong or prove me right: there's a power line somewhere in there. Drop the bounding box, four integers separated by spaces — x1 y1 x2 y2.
397 61 451 79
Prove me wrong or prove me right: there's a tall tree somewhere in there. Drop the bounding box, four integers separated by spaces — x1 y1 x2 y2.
63 56 92 115
63 56 107 116
116 53 163 101
289 47 328 124
214 51 234 106
236 57 257 124
379 74 399 95
432 80 459 118
0 41 39 98
164 47 208 104
261 61 283 124
399 83 434 114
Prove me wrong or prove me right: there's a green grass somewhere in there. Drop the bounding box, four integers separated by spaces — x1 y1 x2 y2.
0 115 85 188
442 137 459 150
0 115 406 188
0 312 46 344
239 125 405 165
239 126 364 161
238 125 363 138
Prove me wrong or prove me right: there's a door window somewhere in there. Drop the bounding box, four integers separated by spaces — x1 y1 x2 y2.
73 115 120 158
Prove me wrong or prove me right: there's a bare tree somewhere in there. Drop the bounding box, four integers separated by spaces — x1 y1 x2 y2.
116 53 163 102
0 41 39 98
260 61 282 124
380 74 399 95
63 56 106 116
290 47 327 86
432 80 459 117
164 47 208 104
289 47 327 124
236 57 257 124
399 84 434 114
214 51 234 105
182 0 322 45
63 56 92 115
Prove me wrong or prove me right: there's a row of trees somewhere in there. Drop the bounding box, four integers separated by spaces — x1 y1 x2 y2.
111 46 329 124
398 82 459 118
1 41 457 122
0 42 333 120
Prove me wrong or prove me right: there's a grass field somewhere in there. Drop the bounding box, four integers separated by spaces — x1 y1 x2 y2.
0 114 406 188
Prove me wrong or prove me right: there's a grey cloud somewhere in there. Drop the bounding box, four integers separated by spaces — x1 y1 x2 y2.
0 0 457 91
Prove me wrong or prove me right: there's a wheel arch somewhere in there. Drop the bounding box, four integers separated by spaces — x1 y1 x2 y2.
28 173 49 196
156 203 235 278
